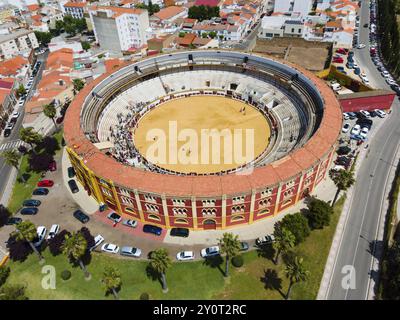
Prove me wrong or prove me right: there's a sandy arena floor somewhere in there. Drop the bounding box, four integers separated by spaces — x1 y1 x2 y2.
134 96 270 174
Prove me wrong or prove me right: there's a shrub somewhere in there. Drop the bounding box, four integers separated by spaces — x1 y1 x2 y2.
61 270 71 281
6 235 33 262
231 255 244 268
280 212 311 245
0 266 10 287
48 230 70 256
307 197 333 229
140 292 150 300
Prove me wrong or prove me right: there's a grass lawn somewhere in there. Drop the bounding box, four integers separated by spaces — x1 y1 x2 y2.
7 129 64 214
4 197 345 300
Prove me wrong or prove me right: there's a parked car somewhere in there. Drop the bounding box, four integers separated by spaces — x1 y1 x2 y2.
22 199 41 207
120 246 141 258
46 224 60 240
33 226 47 247
107 212 122 223
176 251 195 261
37 179 54 187
20 207 38 215
3 128 11 137
143 224 162 236
347 112 357 119
32 188 49 196
337 146 352 155
342 123 350 133
48 160 57 171
343 113 350 120
255 235 275 246
374 109 386 118
360 127 369 138
200 246 220 258
73 209 89 223
240 241 249 251
357 43 366 49
170 227 189 237
10 111 20 121
122 219 137 228
6 217 22 225
67 179 79 193
382 70 391 78
67 166 75 178
101 243 119 254
351 124 361 135
360 110 370 118
90 234 105 251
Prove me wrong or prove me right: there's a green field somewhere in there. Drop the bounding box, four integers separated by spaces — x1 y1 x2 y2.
5 197 345 300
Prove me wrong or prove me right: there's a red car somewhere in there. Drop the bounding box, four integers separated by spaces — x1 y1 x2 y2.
48 161 57 171
37 180 54 187
333 57 344 63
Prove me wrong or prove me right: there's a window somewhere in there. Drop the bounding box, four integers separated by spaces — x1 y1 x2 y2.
175 218 188 224
121 196 134 206
101 187 112 197
99 178 109 187
283 188 295 199
172 199 186 206
148 214 161 221
286 180 295 188
145 203 159 213
172 208 188 216
125 207 135 214
232 196 245 204
231 215 244 222
282 199 292 207
202 208 216 216
231 205 245 214
261 188 273 198
119 188 131 197
259 198 272 207
144 194 157 202
202 199 216 207
258 208 270 215
304 176 312 187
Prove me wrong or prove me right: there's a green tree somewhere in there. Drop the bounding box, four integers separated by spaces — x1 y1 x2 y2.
0 266 10 287
179 31 186 38
61 231 90 279
19 127 43 152
329 169 355 206
16 84 26 98
1 149 21 169
219 232 241 277
307 197 333 229
284 255 309 300
34 31 52 46
280 212 310 245
148 248 172 293
73 78 85 93
81 41 91 51
209 31 217 39
43 104 57 128
272 224 295 265
12 220 44 262
101 266 122 300
0 284 28 300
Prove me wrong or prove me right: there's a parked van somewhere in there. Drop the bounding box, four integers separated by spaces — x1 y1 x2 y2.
331 83 342 91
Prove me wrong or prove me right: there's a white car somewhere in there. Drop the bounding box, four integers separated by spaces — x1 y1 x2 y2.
120 246 141 258
381 70 391 78
176 251 195 261
101 243 119 254
351 124 361 135
18 99 24 107
360 127 369 138
122 219 138 228
362 76 370 84
5 122 14 130
34 226 47 247
360 110 370 117
386 78 397 85
352 62 359 69
343 113 350 120
90 234 105 251
342 123 350 133
374 109 386 118
333 165 346 171
46 224 60 240
357 43 366 49
107 212 122 223
200 246 220 258
11 111 20 120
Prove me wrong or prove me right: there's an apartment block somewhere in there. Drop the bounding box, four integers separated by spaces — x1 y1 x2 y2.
0 29 39 60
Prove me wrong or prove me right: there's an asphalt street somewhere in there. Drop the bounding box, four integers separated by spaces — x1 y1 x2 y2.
0 51 48 206
326 0 400 299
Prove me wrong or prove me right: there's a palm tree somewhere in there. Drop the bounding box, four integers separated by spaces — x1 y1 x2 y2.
284 255 309 300
219 232 241 277
61 231 90 279
19 127 43 153
329 169 355 206
12 220 44 262
272 225 295 265
73 79 85 94
0 149 21 169
43 104 57 128
148 248 172 293
101 266 122 300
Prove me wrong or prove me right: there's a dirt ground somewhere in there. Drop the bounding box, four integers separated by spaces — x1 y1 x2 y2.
134 96 271 174
254 38 331 71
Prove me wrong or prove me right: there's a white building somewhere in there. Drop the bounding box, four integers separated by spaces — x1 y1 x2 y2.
2 0 38 10
258 15 286 39
274 0 313 18
89 6 149 53
63 2 86 19
0 29 39 60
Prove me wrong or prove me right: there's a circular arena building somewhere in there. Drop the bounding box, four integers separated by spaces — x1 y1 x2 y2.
64 50 342 230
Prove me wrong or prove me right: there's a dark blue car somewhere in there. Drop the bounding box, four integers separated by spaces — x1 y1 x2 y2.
32 188 49 196
20 207 39 215
22 199 41 207
73 210 89 223
143 224 162 236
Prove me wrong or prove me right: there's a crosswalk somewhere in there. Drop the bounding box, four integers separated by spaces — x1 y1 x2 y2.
0 140 28 152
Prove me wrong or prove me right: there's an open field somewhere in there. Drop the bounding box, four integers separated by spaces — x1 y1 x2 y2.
134 96 271 174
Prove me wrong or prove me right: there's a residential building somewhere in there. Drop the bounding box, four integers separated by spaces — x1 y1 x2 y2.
63 1 87 19
89 6 149 53
258 15 286 39
274 0 313 17
0 78 17 132
151 6 187 25
0 29 39 60
2 0 38 10
283 20 305 37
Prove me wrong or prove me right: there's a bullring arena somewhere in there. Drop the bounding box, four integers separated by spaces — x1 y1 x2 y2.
64 50 342 230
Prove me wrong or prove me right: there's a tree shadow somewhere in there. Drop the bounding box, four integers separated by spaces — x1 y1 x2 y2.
366 239 384 260
202 255 225 277
28 153 54 173
256 244 275 262
0 204 11 227
145 265 163 288
17 173 31 183
260 268 285 298
282 250 296 265
36 136 60 155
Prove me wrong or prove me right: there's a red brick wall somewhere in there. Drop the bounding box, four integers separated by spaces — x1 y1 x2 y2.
339 93 395 112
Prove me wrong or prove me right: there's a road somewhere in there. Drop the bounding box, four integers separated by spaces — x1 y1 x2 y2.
326 0 400 299
0 51 48 207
